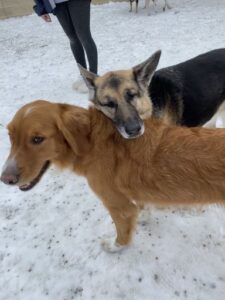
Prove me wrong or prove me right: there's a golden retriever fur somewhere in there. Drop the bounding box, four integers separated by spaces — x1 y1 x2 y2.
2 100 225 252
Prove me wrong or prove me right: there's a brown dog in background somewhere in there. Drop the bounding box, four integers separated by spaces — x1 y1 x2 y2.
2 100 225 252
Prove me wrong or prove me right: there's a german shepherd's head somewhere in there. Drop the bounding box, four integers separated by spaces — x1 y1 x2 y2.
79 50 161 139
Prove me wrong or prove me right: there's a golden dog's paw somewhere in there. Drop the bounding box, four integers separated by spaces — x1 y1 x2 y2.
101 238 127 253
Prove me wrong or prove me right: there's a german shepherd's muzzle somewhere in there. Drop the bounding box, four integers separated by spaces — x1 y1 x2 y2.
79 50 161 139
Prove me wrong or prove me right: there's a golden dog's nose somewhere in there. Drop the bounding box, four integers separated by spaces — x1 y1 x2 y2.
0 173 19 185
1 159 19 185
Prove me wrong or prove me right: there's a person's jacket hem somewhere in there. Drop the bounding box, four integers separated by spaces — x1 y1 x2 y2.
33 0 56 16
33 0 91 16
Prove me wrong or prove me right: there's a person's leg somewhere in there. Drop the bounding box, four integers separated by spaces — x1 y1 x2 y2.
54 2 87 69
68 0 98 74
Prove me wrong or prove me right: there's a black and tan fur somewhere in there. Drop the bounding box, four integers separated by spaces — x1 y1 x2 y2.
79 48 225 138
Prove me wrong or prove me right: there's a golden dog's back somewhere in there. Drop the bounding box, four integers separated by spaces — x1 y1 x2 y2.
88 112 225 206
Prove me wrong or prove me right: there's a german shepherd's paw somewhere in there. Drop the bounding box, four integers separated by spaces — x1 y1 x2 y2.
101 238 127 253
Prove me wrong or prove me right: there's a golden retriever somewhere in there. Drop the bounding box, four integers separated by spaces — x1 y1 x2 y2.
1 100 225 252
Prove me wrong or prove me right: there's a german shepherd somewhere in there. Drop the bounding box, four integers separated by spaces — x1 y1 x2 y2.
2 100 225 252
79 48 225 139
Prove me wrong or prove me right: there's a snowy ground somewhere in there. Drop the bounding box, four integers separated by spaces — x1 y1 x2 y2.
1 0 225 299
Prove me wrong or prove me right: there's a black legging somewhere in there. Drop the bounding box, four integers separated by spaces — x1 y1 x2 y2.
54 0 98 74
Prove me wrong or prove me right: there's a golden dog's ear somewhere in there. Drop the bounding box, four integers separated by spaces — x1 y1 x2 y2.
56 105 91 156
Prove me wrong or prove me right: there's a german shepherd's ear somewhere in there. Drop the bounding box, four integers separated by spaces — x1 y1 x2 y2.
77 64 99 101
133 50 161 88
56 105 91 156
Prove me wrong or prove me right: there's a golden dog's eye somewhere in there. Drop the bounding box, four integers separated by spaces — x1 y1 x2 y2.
31 136 45 145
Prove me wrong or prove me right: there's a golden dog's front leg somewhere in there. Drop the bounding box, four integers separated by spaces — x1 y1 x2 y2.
101 201 139 253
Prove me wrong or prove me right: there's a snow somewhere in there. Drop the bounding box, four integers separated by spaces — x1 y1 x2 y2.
1 0 225 299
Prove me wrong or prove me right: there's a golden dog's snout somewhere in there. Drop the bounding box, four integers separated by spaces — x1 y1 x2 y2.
1 159 20 185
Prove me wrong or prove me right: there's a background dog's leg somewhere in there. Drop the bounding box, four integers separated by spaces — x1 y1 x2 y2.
101 200 139 253
146 0 150 15
136 0 139 13
163 0 172 11
144 0 155 16
129 1 132 12
143 0 146 9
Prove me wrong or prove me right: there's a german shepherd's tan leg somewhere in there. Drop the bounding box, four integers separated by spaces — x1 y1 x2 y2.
101 199 139 252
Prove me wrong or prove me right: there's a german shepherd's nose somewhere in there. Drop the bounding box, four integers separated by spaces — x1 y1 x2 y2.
125 119 142 136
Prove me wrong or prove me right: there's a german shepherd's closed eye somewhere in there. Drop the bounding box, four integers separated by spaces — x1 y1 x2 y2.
79 48 225 139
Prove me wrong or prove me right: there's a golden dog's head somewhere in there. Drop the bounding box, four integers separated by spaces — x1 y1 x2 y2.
79 50 161 139
0 100 90 191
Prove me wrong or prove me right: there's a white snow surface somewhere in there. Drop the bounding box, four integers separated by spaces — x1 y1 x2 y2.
1 0 225 299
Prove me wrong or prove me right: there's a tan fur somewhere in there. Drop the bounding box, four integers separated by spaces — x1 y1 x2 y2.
159 103 179 125
94 70 152 121
4 100 225 247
